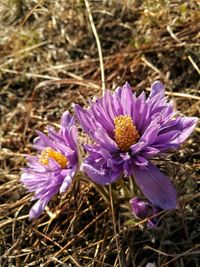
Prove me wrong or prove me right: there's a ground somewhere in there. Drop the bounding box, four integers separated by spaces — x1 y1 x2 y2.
0 0 200 266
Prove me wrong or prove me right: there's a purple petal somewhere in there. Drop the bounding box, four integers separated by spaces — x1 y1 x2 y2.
130 197 150 219
131 141 146 154
134 155 149 168
29 199 47 220
21 172 48 189
59 169 74 193
29 190 57 220
91 92 115 134
149 81 165 99
83 159 122 185
29 185 59 219
121 82 134 116
34 130 55 149
48 127 64 143
172 117 198 144
133 163 177 210
140 146 160 158
93 128 118 151
140 121 160 145
147 206 161 228
74 104 97 135
61 111 73 128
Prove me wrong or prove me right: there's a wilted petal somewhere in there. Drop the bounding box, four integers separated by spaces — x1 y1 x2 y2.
133 163 177 210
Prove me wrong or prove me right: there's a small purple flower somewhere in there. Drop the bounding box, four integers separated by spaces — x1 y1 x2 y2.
130 197 161 228
21 111 78 220
130 197 150 219
75 81 197 210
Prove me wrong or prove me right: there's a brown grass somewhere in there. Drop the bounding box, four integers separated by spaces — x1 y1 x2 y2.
0 0 200 266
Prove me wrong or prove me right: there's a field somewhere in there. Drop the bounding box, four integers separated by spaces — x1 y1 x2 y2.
0 1 200 266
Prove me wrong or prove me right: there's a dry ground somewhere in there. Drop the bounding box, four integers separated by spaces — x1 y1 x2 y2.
0 0 200 266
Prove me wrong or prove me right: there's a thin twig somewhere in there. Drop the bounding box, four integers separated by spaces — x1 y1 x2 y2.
141 55 165 79
20 0 46 27
145 87 200 101
188 55 200 75
109 184 122 267
84 0 106 95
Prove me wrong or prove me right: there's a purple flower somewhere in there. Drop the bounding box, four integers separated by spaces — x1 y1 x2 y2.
130 197 161 228
75 81 197 210
21 111 78 220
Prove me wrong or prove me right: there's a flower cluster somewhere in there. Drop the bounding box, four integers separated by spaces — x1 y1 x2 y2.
21 81 197 223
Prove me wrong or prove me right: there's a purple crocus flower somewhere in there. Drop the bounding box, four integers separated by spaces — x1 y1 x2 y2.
75 81 197 210
130 197 161 228
21 111 78 220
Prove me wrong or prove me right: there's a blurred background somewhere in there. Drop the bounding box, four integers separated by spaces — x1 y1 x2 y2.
0 1 200 266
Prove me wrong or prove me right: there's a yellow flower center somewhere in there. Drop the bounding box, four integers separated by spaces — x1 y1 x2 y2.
114 115 139 152
39 147 68 168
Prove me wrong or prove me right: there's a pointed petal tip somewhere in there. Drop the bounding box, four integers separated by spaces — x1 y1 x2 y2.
59 174 72 194
61 110 74 127
152 80 164 87
73 103 79 110
28 199 47 220
124 81 132 89
150 81 165 98
29 205 40 220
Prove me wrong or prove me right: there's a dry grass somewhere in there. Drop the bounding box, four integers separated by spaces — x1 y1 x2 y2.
0 0 200 266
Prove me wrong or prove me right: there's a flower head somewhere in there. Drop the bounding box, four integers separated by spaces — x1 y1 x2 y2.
130 197 161 228
75 81 197 210
21 111 78 219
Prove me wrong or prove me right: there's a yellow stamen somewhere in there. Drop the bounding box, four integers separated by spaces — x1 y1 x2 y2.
39 147 68 168
114 115 139 152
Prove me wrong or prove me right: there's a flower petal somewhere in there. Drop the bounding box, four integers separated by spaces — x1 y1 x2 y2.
133 163 177 210
74 104 97 135
59 169 74 194
29 197 50 220
172 117 198 144
61 111 74 127
83 158 122 185
149 81 165 99
121 82 134 116
93 128 118 151
130 197 150 219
